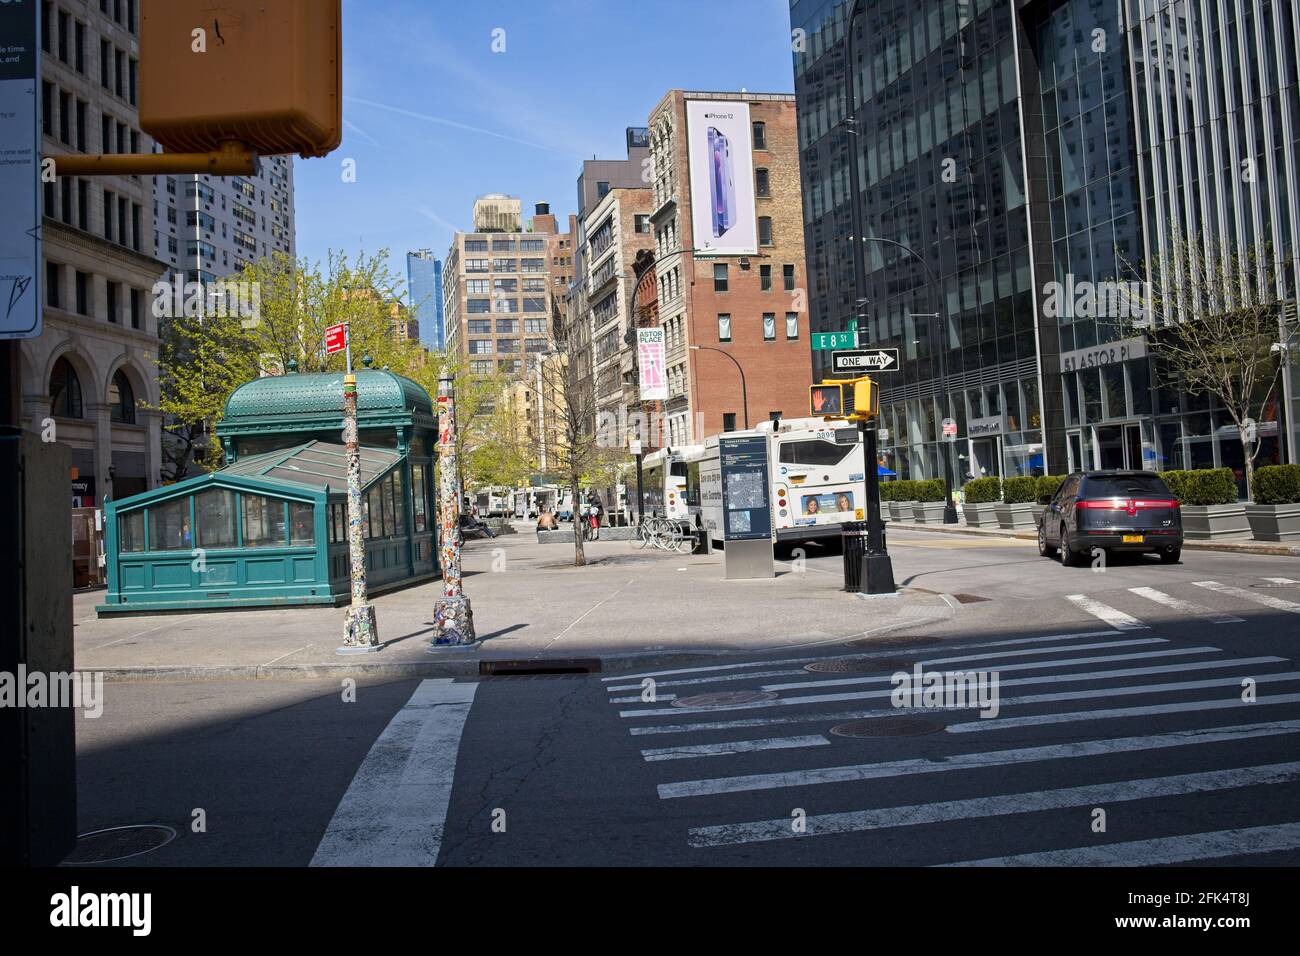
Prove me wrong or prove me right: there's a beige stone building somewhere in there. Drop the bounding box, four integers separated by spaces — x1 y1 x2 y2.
21 0 164 510
443 200 560 378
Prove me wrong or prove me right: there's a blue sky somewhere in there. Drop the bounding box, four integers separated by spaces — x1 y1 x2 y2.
293 0 796 290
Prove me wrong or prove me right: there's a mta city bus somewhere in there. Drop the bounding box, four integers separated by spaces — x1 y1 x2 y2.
641 446 704 525
697 417 867 548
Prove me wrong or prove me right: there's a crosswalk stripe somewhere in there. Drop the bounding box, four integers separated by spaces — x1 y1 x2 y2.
942 822 1300 867
1264 577 1300 585
686 761 1300 847
1195 579 1300 614
604 630 1120 693
761 639 1167 692
621 646 1225 718
1127 586 1245 623
949 691 1300 734
655 719 1300 799
610 693 676 703
1066 594 1148 630
641 735 830 762
598 632 1118 686
310 679 476 867
627 657 1289 736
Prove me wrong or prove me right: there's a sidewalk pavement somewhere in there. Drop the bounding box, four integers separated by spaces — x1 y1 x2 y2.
75 524 952 681
888 517 1300 557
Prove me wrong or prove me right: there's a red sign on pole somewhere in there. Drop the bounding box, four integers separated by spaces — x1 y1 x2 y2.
325 323 348 354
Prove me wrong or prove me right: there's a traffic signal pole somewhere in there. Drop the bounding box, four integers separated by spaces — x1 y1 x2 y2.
432 376 476 646
861 420 896 593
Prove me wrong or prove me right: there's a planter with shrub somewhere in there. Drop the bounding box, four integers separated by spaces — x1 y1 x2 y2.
996 475 1039 530
961 476 1001 528
1245 464 1300 541
1033 474 1066 526
877 479 895 522
888 479 917 521
1162 468 1248 539
911 479 949 524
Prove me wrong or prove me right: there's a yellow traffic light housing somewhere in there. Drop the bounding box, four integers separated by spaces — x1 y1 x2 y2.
809 382 845 418
810 377 877 421
141 0 342 157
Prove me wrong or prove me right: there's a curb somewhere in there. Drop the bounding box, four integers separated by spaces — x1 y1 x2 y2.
85 600 955 683
887 520 1300 556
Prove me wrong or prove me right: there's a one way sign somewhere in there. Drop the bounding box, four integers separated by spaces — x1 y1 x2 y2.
832 348 899 374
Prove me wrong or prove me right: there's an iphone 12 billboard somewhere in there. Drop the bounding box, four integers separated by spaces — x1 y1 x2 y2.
686 100 757 255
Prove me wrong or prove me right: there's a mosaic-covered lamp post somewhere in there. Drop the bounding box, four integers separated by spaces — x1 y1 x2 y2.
340 361 379 651
432 375 475 646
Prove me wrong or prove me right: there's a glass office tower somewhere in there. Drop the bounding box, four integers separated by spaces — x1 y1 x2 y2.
790 0 1300 485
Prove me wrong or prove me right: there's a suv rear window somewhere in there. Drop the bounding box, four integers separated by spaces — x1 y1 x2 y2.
1081 474 1174 498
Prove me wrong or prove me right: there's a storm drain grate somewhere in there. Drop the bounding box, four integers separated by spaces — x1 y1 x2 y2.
63 825 177 865
831 717 947 737
480 658 601 676
805 656 913 674
951 593 992 604
673 690 778 708
844 634 942 650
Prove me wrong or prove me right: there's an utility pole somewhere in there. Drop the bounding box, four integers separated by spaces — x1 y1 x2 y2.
433 375 476 646
339 331 379 652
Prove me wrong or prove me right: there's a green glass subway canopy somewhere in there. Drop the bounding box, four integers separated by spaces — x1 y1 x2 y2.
99 369 440 614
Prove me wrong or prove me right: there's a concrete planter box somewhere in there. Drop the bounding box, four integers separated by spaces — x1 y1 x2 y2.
894 501 917 521
963 502 998 528
912 501 948 524
1181 503 1250 540
995 502 1036 530
1245 502 1300 542
537 527 634 544
1031 504 1048 527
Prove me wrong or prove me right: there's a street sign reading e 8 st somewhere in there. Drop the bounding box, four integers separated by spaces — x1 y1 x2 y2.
812 331 858 351
832 348 899 374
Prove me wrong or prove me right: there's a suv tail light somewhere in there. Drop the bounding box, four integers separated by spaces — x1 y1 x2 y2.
1078 498 1180 513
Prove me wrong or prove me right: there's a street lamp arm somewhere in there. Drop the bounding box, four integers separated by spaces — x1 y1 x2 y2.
690 345 749 430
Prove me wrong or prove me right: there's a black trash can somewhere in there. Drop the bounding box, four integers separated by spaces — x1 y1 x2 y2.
841 521 868 592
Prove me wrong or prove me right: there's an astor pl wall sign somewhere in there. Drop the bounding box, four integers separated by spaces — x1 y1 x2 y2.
1059 337 1147 373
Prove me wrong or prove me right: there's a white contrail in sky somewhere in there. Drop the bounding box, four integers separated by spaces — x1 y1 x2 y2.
345 96 584 159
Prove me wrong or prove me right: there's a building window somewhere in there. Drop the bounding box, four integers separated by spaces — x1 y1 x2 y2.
46 262 59 307
49 357 83 419
785 312 799 339
242 495 287 548
149 498 192 551
723 413 737 432
752 121 766 150
108 369 135 423
634 214 650 233
130 288 141 329
75 270 89 315
763 313 776 340
713 263 728 292
755 168 770 197
596 181 610 198
717 314 731 341
783 264 795 291
106 281 119 323
758 217 773 246
195 489 236 548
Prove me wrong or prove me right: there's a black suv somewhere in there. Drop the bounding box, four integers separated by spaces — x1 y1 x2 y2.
1038 470 1183 566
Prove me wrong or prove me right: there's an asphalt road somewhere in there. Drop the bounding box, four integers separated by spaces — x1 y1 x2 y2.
73 531 1300 866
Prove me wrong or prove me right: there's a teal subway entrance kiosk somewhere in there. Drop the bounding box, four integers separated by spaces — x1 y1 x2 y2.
98 368 438 614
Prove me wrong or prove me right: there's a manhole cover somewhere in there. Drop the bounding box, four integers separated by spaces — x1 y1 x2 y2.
63 825 177 865
805 656 913 674
831 717 946 737
673 690 777 708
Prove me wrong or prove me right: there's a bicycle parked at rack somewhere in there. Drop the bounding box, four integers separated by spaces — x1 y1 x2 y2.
633 514 695 553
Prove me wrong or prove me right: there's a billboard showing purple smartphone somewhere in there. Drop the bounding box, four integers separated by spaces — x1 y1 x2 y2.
686 100 757 255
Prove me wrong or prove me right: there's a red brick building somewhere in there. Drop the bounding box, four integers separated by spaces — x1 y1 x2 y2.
647 91 811 443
